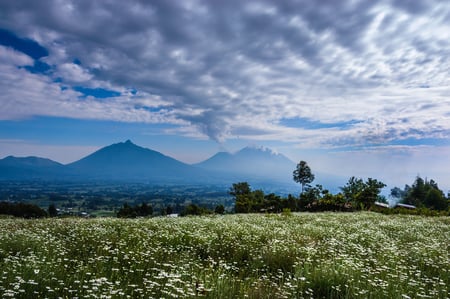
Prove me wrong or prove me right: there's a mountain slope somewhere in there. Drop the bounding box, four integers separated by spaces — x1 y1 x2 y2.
0 141 345 193
0 156 64 179
195 146 296 182
66 140 205 182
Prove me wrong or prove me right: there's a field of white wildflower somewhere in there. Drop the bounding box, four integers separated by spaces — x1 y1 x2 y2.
0 212 448 298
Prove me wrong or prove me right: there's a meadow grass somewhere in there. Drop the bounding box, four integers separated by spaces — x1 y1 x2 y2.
0 212 448 298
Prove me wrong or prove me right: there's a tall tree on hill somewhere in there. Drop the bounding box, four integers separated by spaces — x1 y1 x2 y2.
293 161 315 194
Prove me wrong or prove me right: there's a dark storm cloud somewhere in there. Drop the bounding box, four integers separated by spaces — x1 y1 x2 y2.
0 0 449 146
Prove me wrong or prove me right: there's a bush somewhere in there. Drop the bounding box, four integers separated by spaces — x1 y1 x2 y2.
117 203 153 218
214 204 225 214
180 204 212 216
0 201 47 218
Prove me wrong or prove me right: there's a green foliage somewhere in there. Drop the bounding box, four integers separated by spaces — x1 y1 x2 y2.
425 188 447 210
231 183 294 213
299 184 324 208
0 201 47 218
231 176 445 215
373 205 450 216
232 182 354 213
391 176 448 210
229 182 251 197
48 204 58 217
281 208 292 217
340 177 386 210
164 205 173 216
0 213 448 298
214 204 225 214
117 202 153 218
293 161 315 193
180 203 212 216
298 185 352 212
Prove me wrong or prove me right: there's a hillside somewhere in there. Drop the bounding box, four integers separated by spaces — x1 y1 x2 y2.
195 146 295 181
0 141 302 189
0 213 448 298
66 140 205 182
0 156 65 179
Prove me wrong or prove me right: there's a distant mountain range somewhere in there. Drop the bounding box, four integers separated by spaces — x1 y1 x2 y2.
0 140 344 192
194 146 295 181
0 140 293 182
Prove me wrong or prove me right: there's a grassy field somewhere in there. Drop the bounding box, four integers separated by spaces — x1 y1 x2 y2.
0 213 448 298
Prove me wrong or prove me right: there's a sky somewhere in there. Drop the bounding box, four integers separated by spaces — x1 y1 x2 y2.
0 0 449 192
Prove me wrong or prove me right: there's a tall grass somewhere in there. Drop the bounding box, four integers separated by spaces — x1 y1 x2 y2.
0 213 448 298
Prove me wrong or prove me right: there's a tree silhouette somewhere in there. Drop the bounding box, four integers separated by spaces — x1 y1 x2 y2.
48 204 58 217
293 161 315 194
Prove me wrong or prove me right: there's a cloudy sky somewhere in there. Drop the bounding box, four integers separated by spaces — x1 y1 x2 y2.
1 0 449 191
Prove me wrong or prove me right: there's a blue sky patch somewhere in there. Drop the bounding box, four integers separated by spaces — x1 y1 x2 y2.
279 117 362 130
74 86 121 98
23 60 52 74
0 28 48 59
0 117 178 146
390 137 450 147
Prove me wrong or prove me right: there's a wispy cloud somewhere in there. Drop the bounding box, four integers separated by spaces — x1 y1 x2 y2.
0 0 449 148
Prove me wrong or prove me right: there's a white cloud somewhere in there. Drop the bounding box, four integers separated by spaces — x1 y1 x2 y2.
56 62 92 83
0 0 449 148
0 45 33 66
0 58 179 124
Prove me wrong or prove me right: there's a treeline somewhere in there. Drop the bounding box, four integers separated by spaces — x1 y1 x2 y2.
0 200 225 219
117 203 153 218
116 202 226 218
390 176 448 210
231 160 449 215
0 202 47 218
231 176 386 213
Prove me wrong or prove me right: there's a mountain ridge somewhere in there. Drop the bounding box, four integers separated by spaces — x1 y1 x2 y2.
0 155 65 180
65 140 208 182
0 140 342 192
194 145 295 182
0 140 293 184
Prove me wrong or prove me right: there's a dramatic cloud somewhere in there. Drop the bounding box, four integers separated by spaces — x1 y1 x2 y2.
1 0 449 147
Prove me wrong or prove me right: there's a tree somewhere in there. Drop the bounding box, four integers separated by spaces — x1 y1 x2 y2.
230 182 253 213
215 204 225 214
398 176 448 209
229 182 251 197
293 161 315 194
0 202 47 218
407 176 426 206
48 204 58 217
117 203 136 218
340 177 385 210
180 204 212 216
117 203 152 218
165 205 173 215
358 178 386 209
299 184 323 209
137 203 153 217
425 188 447 210
264 193 283 213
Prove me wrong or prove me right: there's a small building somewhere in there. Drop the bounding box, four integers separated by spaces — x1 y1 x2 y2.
395 203 416 209
374 202 390 209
